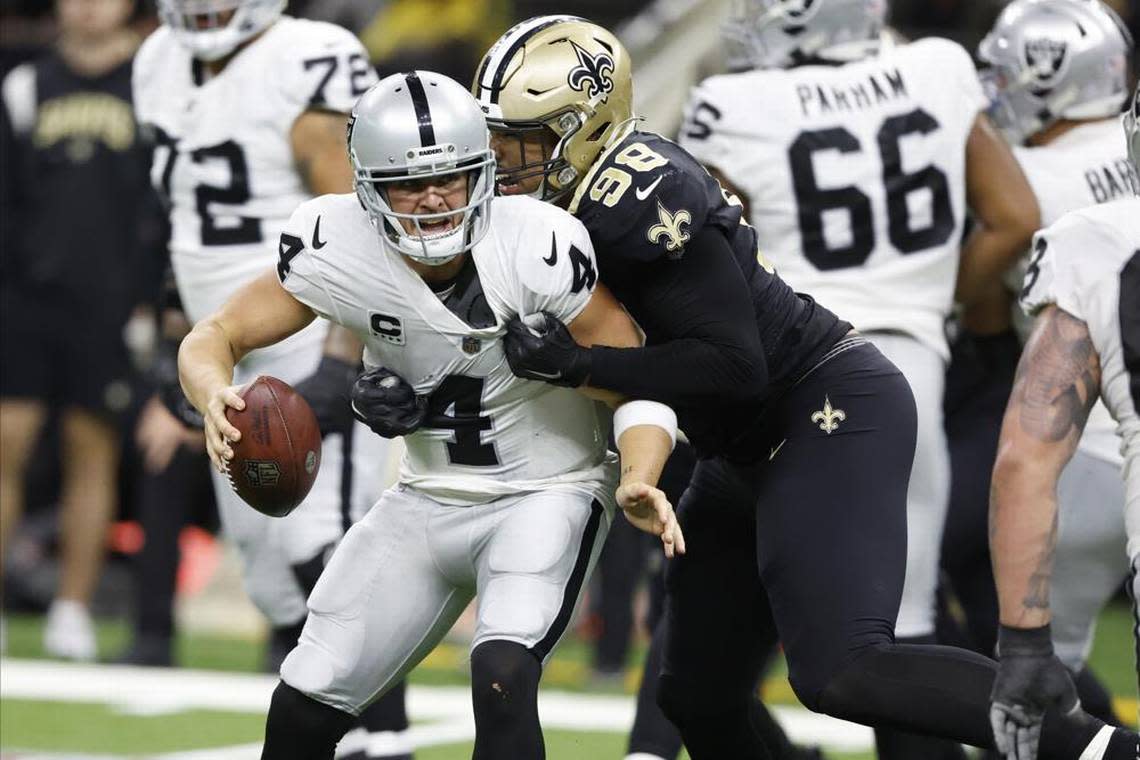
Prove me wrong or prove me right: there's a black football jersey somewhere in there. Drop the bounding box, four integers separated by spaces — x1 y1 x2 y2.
569 129 851 457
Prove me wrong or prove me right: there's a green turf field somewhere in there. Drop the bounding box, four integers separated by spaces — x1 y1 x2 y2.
1 603 1135 759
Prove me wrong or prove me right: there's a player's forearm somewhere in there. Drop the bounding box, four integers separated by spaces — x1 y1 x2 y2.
955 224 1031 307
178 319 240 413
989 449 1060 629
321 323 363 364
616 424 673 490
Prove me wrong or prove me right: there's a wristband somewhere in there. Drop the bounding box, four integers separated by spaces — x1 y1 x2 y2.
997 624 1054 657
613 400 677 449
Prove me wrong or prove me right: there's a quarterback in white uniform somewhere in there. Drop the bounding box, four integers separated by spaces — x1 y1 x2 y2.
980 0 1135 678
178 72 682 759
678 0 1037 703
133 1 387 635
989 83 1140 758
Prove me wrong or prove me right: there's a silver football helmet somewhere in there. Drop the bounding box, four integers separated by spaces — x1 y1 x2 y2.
158 0 284 61
978 0 1132 144
724 0 888 70
1126 82 1140 179
350 72 495 266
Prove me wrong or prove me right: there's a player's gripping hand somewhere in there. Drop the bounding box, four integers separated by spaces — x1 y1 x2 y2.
617 482 686 559
351 367 427 439
202 384 246 475
990 625 1081 760
294 356 358 437
504 312 591 388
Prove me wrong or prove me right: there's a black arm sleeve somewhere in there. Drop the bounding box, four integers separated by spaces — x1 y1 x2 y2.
587 226 768 403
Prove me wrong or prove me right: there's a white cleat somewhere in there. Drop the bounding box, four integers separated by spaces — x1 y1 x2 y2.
43 599 97 662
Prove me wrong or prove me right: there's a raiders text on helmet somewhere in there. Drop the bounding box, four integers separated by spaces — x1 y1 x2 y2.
350 72 496 265
158 0 284 61
979 0 1133 143
472 16 635 202
724 0 888 70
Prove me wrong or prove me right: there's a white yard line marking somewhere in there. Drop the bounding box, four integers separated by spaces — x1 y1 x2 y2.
0 658 874 752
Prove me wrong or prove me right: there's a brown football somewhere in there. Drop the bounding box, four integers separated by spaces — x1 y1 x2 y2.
224 376 321 518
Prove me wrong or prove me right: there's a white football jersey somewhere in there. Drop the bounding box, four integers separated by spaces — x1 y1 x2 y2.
681 38 987 359
280 193 615 506
133 16 377 323
1014 119 1138 228
1020 198 1140 541
1013 118 1136 466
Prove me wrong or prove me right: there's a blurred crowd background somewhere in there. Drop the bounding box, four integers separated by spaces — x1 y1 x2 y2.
0 0 1138 675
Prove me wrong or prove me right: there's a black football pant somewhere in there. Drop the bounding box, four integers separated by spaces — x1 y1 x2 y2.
657 341 1110 759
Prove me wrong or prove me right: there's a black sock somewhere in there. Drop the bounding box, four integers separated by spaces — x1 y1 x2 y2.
819 642 1106 758
628 619 683 759
261 682 355 760
1073 667 1123 727
872 635 968 760
342 681 412 760
470 640 544 760
1105 727 1140 760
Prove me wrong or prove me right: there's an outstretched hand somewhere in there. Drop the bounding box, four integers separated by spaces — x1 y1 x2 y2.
617 482 685 559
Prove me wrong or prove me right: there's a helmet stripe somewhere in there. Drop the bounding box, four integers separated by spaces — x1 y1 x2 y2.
479 15 582 105
404 72 436 147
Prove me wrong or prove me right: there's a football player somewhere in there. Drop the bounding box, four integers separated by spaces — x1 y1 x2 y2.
178 71 684 760
989 81 1140 760
960 0 1135 726
678 1 1040 756
131 1 409 756
478 14 1137 759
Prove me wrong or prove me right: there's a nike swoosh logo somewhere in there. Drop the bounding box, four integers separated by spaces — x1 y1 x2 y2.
635 176 663 201
527 369 563 381
312 216 327 250
543 232 557 266
769 439 786 461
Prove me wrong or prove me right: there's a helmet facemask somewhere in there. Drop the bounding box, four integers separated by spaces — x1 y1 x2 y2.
1125 84 1140 184
354 148 496 267
158 0 284 61
489 109 589 203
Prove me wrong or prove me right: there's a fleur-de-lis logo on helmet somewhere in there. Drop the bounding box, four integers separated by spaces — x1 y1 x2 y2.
1023 38 1069 87
647 202 692 256
567 40 615 100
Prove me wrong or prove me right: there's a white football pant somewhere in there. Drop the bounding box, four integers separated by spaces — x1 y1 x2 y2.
281 480 615 715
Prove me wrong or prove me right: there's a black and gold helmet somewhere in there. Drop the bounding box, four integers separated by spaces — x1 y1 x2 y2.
473 16 635 202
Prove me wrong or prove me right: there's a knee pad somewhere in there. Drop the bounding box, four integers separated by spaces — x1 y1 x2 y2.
470 640 541 715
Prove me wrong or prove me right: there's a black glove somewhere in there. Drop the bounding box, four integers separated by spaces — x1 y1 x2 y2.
503 312 591 388
351 366 427 438
152 338 204 429
294 356 359 437
989 624 1081 760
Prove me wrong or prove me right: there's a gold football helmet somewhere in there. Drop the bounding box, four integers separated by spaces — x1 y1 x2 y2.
473 16 634 202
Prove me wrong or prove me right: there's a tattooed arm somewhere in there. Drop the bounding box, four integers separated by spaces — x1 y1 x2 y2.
989 304 1101 629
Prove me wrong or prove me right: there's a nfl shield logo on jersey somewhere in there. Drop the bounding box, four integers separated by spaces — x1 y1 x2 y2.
463 336 482 354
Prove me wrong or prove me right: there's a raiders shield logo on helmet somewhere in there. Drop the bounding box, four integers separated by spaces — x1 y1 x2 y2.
566 40 615 100
1023 37 1069 87
783 0 821 32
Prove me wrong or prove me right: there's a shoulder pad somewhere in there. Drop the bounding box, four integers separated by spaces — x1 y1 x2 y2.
281 20 377 113
575 133 712 263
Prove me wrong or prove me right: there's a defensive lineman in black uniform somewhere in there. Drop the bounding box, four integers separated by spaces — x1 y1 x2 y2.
476 15 1138 759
